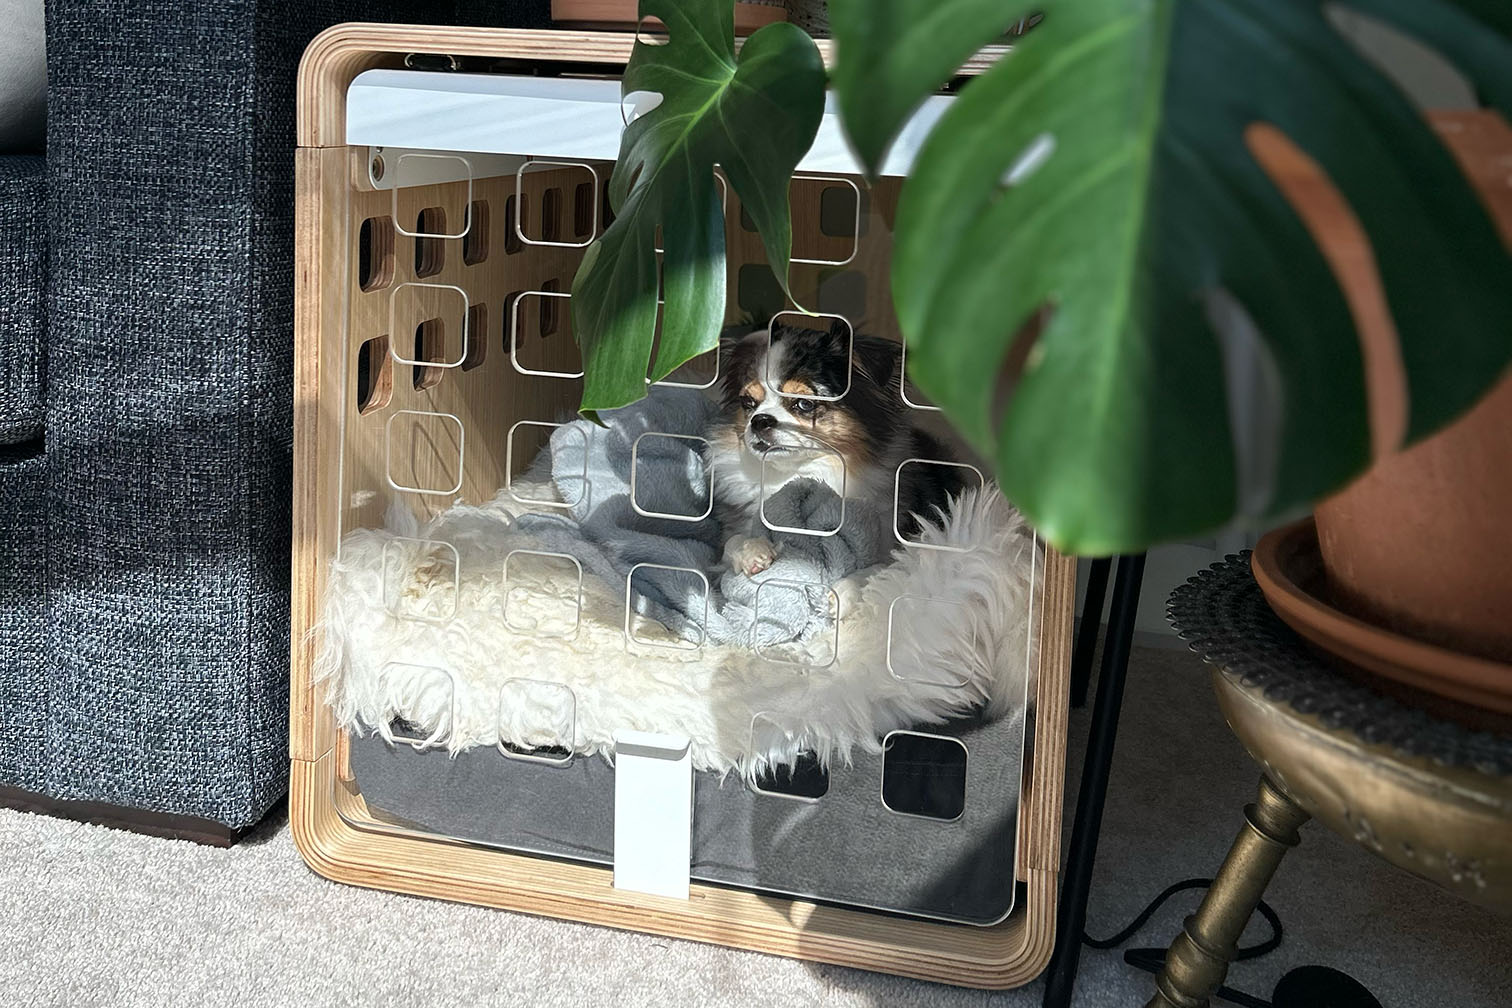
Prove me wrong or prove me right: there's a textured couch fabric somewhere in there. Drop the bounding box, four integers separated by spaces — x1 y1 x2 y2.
0 442 47 795
0 156 46 444
0 0 548 829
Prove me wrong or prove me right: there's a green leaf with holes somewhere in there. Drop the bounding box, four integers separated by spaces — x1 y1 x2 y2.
828 0 1512 554
569 0 826 417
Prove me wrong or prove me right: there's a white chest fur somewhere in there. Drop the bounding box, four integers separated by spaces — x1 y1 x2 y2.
709 442 885 534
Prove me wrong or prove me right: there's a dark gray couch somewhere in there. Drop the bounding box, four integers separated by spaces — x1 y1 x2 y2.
0 0 549 837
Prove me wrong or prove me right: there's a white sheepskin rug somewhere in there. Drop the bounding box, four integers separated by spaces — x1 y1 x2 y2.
316 481 1040 779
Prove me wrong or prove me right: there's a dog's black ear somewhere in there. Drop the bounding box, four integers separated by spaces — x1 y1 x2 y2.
719 322 755 356
851 332 903 390
823 317 852 358
718 323 762 399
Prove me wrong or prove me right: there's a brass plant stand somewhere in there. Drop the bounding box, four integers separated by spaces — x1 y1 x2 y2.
1150 556 1512 1008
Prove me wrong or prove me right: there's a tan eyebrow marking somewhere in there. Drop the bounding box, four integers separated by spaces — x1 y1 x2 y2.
780 378 816 397
741 381 766 404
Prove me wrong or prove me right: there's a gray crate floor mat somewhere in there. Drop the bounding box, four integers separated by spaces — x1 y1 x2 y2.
350 709 1024 925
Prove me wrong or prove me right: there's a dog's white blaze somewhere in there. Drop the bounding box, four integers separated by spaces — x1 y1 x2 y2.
750 340 795 435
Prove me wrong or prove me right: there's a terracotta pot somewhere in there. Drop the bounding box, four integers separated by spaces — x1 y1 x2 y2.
1315 370 1512 663
1306 110 1512 666
1248 109 1512 720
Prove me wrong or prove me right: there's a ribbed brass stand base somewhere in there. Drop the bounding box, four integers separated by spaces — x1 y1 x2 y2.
1147 776 1310 1008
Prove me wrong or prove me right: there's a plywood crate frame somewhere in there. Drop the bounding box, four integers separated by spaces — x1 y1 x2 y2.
290 23 1075 989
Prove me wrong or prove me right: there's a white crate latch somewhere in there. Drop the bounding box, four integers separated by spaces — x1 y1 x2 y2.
612 729 693 900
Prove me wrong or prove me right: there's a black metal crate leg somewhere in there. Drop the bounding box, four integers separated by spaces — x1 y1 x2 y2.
1070 557 1112 709
1043 553 1146 1008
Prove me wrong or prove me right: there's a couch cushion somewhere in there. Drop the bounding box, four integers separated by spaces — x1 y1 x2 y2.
0 156 45 445
41 0 551 828
0 439 47 794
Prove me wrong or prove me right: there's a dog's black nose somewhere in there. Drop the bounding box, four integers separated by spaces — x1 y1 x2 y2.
751 412 777 433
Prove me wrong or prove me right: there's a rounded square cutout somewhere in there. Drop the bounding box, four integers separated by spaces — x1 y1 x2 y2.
748 714 830 802
388 282 471 371
899 338 941 411
384 409 465 497
738 263 785 321
413 208 446 278
630 432 714 521
752 578 839 668
357 216 395 292
893 459 986 550
377 662 456 751
759 437 846 537
505 420 586 510
654 171 727 254
766 311 853 402
509 289 581 379
497 677 577 765
817 271 868 321
647 300 720 390
460 304 487 371
380 536 460 624
355 334 393 415
791 175 861 267
624 563 708 651
391 153 475 240
886 595 974 688
880 730 968 822
462 199 490 265
514 160 599 248
502 550 584 641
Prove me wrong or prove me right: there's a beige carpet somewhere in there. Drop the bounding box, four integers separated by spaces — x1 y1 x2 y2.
2 645 1508 1007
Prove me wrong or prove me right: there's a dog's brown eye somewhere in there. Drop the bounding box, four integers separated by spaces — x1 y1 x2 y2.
792 398 818 415
738 395 758 410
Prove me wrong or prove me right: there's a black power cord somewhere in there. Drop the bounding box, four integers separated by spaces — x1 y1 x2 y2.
1082 877 1284 1008
1083 879 1384 1007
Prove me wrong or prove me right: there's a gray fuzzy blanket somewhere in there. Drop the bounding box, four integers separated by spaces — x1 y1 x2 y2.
513 387 892 648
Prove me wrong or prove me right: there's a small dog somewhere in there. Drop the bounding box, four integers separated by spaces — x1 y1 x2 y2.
705 319 966 584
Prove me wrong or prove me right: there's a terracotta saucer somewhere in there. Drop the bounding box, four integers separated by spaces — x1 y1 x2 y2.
1252 518 1512 725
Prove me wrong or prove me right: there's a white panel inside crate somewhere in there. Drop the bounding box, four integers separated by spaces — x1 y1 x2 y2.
347 71 951 177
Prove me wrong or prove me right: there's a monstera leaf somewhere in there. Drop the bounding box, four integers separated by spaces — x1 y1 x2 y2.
828 0 1512 554
570 0 825 416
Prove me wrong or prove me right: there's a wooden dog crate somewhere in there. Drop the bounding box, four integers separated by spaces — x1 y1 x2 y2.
290 23 1074 988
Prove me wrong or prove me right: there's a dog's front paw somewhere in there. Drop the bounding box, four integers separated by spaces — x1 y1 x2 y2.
829 574 863 621
727 536 778 577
